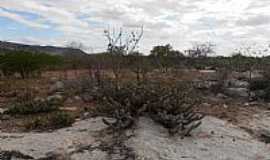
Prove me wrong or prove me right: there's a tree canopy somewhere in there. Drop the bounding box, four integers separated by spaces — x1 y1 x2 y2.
0 50 63 78
150 44 184 57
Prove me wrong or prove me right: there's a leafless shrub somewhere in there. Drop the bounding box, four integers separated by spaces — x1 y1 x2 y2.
104 27 143 87
211 68 229 94
187 42 216 58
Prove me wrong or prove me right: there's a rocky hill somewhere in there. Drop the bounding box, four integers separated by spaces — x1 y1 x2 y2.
0 41 87 56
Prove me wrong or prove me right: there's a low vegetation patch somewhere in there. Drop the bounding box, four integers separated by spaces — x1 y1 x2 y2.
25 111 75 131
249 79 270 91
93 81 204 137
250 78 270 101
5 100 59 115
0 50 62 79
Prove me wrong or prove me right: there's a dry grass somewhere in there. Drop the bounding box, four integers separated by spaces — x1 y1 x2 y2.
0 69 268 133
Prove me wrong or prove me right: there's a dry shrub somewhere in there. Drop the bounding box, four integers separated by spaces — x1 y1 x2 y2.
211 68 229 94
25 112 75 131
5 89 60 115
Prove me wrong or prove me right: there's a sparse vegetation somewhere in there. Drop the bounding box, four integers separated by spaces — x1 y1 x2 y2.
93 80 204 137
4 89 61 115
25 111 75 130
0 50 62 79
2 1 270 159
5 100 59 115
148 83 204 136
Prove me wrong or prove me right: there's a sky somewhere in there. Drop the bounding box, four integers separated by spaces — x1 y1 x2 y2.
0 0 270 55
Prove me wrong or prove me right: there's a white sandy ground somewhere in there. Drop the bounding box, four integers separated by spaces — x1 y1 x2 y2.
0 115 270 160
248 111 270 134
128 117 270 160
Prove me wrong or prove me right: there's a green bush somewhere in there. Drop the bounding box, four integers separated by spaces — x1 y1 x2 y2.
5 100 60 115
51 112 75 128
25 112 75 130
249 79 270 101
263 87 270 101
250 79 270 91
0 51 62 78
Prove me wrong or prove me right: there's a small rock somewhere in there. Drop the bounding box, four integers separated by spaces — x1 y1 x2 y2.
74 96 82 101
65 98 74 104
258 129 270 144
125 130 134 137
249 101 259 106
224 88 249 98
0 108 6 114
47 94 64 104
216 93 228 99
225 79 249 88
32 86 40 93
50 81 64 94
55 81 64 88
81 94 94 103
242 71 263 80
202 103 211 107
194 80 218 90
60 107 77 112
50 77 59 83
0 114 11 120
34 97 46 103
83 112 90 118
244 102 259 107
223 104 228 109
249 91 257 101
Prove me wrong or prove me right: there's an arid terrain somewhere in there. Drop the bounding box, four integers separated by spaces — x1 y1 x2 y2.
0 68 270 160
1 0 270 159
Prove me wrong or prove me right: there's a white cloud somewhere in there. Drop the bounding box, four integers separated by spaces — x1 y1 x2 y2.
0 0 269 55
0 8 48 28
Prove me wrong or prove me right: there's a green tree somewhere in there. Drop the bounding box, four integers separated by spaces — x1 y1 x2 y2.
150 44 184 72
150 44 173 57
0 51 62 78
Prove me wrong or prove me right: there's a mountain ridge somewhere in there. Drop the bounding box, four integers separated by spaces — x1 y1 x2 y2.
0 41 88 56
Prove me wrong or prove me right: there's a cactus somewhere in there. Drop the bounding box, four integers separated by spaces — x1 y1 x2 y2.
149 83 204 136
97 81 204 137
102 108 135 130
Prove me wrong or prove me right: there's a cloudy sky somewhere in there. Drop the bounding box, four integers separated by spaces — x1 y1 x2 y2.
0 0 270 55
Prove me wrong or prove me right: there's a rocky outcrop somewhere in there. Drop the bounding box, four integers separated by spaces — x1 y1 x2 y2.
225 79 249 88
222 78 250 98
0 116 269 160
47 81 65 104
224 88 249 98
231 71 263 80
247 111 270 144
193 80 218 90
128 117 270 160
0 117 108 160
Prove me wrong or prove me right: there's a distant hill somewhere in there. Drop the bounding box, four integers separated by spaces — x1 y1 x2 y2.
0 41 88 57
